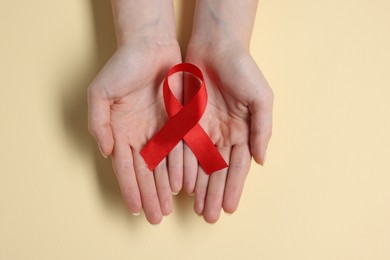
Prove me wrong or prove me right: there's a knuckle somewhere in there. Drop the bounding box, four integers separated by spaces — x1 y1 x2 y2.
134 164 151 175
87 84 96 99
259 86 274 105
87 122 98 137
268 128 273 138
156 161 167 172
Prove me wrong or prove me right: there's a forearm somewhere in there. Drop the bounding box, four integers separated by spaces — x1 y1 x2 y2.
190 0 258 49
111 0 177 46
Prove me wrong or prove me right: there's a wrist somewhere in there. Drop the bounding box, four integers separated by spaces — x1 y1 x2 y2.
111 0 177 47
189 0 258 50
186 39 250 67
188 34 249 54
118 32 178 49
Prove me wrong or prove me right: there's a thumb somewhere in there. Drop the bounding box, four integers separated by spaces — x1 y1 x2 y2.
249 88 274 165
88 87 114 158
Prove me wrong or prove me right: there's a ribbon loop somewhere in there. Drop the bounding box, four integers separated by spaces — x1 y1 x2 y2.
140 63 228 175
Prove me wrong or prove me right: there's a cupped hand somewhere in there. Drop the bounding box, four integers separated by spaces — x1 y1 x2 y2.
184 41 274 223
88 40 183 224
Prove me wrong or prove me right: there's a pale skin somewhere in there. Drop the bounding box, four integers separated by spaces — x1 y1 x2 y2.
184 0 273 223
88 0 273 224
88 0 182 224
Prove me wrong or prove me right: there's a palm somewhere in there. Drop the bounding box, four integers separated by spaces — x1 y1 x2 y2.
88 43 182 224
200 62 252 149
109 65 168 152
185 44 273 223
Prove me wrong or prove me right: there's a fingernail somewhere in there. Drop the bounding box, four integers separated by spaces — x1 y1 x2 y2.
189 192 195 197
98 143 108 158
132 212 141 216
172 191 179 195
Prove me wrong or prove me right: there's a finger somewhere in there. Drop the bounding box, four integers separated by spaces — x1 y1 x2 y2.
193 166 209 216
167 69 184 194
183 143 198 195
87 87 114 157
111 141 142 215
154 159 173 216
182 70 200 195
203 147 231 223
168 141 183 194
132 148 163 224
249 87 274 165
223 144 251 214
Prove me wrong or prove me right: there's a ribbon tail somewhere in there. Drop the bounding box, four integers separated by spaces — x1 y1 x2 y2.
183 124 228 174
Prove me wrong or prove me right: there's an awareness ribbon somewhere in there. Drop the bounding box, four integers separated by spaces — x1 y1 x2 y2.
140 63 228 175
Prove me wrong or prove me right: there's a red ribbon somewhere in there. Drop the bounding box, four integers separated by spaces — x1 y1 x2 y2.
140 63 228 175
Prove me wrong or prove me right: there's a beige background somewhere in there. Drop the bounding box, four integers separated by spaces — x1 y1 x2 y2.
1 0 389 259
